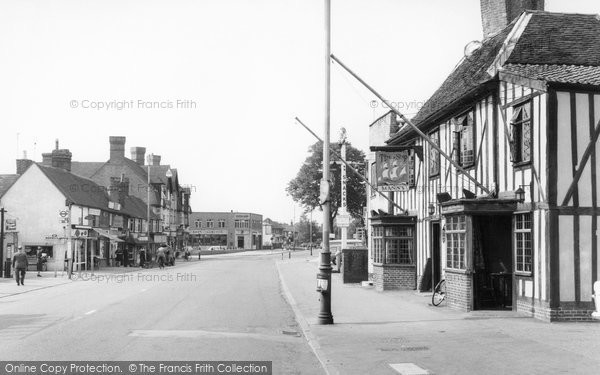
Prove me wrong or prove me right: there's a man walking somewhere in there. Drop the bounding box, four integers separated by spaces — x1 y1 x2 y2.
12 246 28 286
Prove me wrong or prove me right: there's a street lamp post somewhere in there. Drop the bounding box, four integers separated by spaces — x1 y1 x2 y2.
147 154 152 263
318 0 334 325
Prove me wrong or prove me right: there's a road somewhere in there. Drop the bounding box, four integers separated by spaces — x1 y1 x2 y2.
0 252 324 375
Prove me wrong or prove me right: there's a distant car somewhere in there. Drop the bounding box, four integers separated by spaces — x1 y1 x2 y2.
208 246 226 251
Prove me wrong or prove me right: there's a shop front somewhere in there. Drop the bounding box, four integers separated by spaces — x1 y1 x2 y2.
441 199 518 311
370 213 417 291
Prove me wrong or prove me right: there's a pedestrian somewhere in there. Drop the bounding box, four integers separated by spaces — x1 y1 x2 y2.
12 246 28 286
36 247 44 277
157 244 167 269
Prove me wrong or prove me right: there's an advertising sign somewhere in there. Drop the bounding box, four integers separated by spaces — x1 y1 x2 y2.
375 151 414 192
4 219 17 232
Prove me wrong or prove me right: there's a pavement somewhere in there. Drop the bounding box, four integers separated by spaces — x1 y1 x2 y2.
276 251 600 375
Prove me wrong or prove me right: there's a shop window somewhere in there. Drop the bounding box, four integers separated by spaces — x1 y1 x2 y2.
371 225 413 265
445 215 467 270
429 129 440 177
510 102 532 164
453 112 475 168
515 213 532 273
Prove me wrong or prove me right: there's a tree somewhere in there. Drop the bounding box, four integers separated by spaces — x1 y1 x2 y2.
287 141 367 229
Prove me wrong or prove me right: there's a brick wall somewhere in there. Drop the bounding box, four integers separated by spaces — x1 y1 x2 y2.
373 264 416 291
516 297 598 322
446 270 473 311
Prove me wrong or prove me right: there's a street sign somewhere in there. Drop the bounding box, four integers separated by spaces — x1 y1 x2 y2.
336 214 351 228
319 179 330 205
4 219 17 232
59 210 68 218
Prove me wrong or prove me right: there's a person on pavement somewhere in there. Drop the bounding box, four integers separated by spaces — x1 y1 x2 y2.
36 247 44 277
12 246 28 286
157 244 167 269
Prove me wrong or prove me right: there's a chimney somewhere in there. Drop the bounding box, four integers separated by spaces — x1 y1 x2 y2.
480 0 544 39
51 149 72 172
42 152 53 165
16 151 33 175
150 155 161 166
109 174 130 205
130 147 146 166
109 136 126 160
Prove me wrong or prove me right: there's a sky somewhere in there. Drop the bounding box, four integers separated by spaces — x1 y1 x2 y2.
1 0 599 224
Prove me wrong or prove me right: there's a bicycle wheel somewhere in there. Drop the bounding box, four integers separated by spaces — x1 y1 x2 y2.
432 279 446 306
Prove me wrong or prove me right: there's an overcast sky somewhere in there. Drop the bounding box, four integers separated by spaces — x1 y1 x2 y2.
1 0 599 224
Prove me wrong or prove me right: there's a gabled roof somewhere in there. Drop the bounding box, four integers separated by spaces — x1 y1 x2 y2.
121 194 159 220
91 157 148 182
393 11 600 143
38 164 111 210
144 165 172 185
70 162 104 178
0 174 19 198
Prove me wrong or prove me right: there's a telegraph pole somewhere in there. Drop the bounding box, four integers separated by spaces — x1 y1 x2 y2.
318 0 334 325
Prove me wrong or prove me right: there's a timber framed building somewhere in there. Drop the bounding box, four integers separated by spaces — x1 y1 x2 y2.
367 1 600 321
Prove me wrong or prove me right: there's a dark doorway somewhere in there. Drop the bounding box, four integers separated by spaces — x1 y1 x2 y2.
473 215 513 310
237 236 244 249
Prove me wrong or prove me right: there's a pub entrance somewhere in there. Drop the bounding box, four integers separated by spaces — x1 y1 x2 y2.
472 215 513 310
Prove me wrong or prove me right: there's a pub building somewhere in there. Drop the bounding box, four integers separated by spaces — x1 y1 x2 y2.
367 1 600 321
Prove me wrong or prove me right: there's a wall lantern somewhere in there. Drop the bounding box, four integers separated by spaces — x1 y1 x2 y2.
428 203 435 216
515 187 526 203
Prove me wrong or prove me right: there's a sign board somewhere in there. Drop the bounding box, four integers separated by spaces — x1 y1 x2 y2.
4 219 17 232
336 213 351 228
190 229 228 235
375 151 414 192
234 214 250 219
154 235 167 243
88 208 101 216
59 210 69 218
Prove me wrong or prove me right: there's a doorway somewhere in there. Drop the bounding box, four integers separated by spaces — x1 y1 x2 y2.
237 236 244 249
431 222 441 288
472 215 513 310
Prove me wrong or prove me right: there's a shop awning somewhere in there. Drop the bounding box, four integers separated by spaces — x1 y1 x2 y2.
93 228 124 242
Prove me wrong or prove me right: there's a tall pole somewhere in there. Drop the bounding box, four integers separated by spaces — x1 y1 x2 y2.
309 209 313 256
318 0 334 325
340 134 348 251
67 203 73 279
147 154 151 263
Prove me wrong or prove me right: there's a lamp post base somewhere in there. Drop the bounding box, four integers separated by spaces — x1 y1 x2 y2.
317 252 334 325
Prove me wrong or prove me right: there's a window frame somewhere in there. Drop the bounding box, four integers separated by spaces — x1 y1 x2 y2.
371 224 414 265
445 215 468 270
453 110 476 169
510 101 533 167
428 129 441 178
514 212 533 275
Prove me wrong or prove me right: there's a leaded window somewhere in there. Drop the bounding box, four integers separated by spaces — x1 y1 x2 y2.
445 215 467 270
429 130 440 177
453 112 475 168
515 213 532 273
511 102 532 164
371 225 413 264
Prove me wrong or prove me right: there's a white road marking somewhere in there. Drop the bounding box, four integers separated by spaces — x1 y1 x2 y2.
389 363 430 375
84 309 96 315
129 330 299 343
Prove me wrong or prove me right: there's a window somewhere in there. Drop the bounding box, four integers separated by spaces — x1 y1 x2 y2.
429 130 440 177
370 162 377 197
515 213 532 273
453 112 475 168
371 225 413 264
445 215 467 270
206 220 214 228
218 220 226 228
194 220 200 228
511 102 532 164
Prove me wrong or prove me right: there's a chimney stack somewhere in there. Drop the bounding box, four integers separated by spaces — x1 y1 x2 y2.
130 147 146 166
150 155 161 166
51 149 72 172
16 151 33 175
42 152 53 165
109 136 126 160
480 0 544 39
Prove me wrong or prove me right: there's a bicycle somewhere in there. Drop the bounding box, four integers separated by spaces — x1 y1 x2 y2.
432 279 446 306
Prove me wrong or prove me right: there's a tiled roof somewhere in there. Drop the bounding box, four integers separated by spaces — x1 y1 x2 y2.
502 64 600 85
507 12 600 67
397 11 600 142
121 195 158 220
38 164 111 210
0 174 19 198
144 165 172 184
70 162 104 178
407 23 513 128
